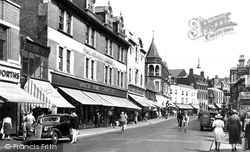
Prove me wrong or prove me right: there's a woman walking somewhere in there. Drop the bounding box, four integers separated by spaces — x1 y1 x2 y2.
212 114 225 151
1 114 12 140
119 112 127 134
70 112 79 144
228 109 241 151
183 113 189 132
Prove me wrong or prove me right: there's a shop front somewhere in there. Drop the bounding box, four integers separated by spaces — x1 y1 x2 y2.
51 71 141 128
0 65 44 135
239 92 250 111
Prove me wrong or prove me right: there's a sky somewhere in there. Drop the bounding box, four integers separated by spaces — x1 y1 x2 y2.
95 0 250 79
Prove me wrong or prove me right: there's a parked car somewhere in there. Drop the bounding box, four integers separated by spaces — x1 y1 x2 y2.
26 113 72 145
200 111 218 131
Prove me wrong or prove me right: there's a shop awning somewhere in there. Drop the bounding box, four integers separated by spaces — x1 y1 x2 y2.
0 81 44 104
208 104 216 109
97 94 124 107
214 103 222 109
149 100 163 108
128 94 151 107
114 97 141 110
59 87 101 105
175 104 194 110
82 91 113 107
191 104 200 109
23 78 74 108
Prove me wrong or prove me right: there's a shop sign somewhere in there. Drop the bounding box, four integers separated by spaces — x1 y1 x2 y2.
0 65 20 83
240 92 250 100
237 67 249 76
52 72 127 98
128 85 145 95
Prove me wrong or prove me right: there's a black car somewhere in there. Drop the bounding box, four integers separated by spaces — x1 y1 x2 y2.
26 113 73 145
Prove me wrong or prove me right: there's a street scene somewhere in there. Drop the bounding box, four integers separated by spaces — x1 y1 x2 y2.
1 0 250 152
0 116 216 152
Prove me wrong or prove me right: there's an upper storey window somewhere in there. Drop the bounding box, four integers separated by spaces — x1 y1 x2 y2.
105 38 113 57
58 8 72 35
0 26 7 61
85 26 96 48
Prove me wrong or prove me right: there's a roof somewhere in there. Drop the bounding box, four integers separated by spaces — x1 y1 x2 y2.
169 69 187 77
146 39 160 59
178 84 195 89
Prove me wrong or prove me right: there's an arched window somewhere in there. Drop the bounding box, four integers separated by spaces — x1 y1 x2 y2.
155 65 160 76
149 65 154 76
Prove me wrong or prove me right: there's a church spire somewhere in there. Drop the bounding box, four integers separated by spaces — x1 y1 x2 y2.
152 30 154 42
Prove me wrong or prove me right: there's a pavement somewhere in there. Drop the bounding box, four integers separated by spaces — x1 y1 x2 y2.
0 116 243 152
210 133 244 152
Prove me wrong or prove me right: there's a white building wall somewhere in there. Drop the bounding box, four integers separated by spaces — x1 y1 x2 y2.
170 84 198 105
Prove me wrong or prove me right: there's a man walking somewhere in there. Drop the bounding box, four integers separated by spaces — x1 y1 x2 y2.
70 112 79 144
177 111 183 129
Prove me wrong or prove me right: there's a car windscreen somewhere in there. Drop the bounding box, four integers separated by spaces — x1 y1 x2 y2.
40 116 60 123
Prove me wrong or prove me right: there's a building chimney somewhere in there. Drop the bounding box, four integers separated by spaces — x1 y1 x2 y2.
201 71 204 77
189 68 193 75
239 55 245 67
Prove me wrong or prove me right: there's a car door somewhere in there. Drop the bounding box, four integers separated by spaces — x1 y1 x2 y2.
59 116 69 136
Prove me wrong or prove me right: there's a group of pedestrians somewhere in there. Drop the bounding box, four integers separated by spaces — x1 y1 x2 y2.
177 111 189 132
212 109 244 151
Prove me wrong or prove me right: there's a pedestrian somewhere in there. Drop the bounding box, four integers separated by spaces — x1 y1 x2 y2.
223 114 229 132
244 109 250 131
177 111 183 129
183 113 189 132
108 110 113 127
119 112 127 133
143 112 148 122
25 111 36 138
228 109 241 151
134 111 139 124
70 112 79 144
34 119 42 139
94 111 100 128
245 118 250 151
22 112 28 140
212 113 225 151
1 113 12 140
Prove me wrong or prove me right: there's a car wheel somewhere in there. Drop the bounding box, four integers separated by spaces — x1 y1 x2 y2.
51 132 59 145
200 127 203 131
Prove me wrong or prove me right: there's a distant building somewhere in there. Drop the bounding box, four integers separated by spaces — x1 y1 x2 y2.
145 37 171 109
207 87 224 109
176 68 209 110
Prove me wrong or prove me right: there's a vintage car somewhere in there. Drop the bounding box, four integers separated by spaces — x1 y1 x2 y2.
200 111 218 131
26 113 72 145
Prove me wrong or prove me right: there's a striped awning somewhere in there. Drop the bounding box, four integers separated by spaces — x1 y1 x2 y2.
21 78 74 113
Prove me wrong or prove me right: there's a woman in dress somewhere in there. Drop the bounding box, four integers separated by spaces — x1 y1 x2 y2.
212 114 225 151
2 113 12 140
183 113 189 132
228 109 241 151
119 112 127 133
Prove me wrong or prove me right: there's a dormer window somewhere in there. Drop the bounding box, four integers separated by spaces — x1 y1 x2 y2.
86 0 95 12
